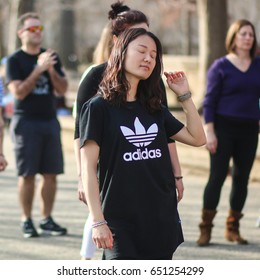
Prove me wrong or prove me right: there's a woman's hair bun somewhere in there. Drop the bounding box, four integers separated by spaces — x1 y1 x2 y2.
108 1 130 19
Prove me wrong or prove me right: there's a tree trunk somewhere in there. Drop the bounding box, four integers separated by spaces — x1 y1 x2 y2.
7 0 35 53
16 0 35 48
197 0 228 106
7 0 19 54
0 3 4 58
59 0 77 70
18 0 34 15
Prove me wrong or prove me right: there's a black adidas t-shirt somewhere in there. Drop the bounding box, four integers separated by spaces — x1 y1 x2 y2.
80 95 184 258
6 48 65 119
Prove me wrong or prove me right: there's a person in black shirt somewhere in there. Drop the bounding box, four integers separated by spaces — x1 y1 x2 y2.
80 28 206 260
76 1 184 260
6 12 68 238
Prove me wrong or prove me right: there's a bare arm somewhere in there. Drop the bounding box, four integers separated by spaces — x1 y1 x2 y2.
43 49 68 96
74 138 87 203
168 142 184 202
0 110 8 171
7 67 42 100
7 48 67 100
80 140 113 249
48 66 68 96
164 71 206 147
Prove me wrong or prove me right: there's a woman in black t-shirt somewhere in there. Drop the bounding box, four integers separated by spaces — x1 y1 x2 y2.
76 2 185 260
79 28 206 260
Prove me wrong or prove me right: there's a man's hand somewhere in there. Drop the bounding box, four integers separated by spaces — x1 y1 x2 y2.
37 49 57 72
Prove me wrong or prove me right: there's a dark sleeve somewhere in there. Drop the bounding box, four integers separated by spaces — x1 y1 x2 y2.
203 59 223 123
162 106 184 138
6 55 21 83
74 65 105 139
79 97 104 148
53 53 66 77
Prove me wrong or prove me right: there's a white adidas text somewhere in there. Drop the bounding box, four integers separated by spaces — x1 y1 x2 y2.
123 148 162 161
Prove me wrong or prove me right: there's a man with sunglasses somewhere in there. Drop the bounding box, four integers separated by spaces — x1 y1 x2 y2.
6 12 68 238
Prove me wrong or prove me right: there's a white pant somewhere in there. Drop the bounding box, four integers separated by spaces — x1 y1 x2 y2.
80 215 96 258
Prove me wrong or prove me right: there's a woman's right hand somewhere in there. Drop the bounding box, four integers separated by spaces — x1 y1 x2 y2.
78 179 88 204
206 130 218 154
92 224 114 250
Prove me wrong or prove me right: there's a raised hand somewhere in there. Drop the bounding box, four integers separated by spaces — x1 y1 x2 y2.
164 71 190 96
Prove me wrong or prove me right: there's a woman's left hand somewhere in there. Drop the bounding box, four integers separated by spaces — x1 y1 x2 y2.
92 224 114 250
164 71 190 96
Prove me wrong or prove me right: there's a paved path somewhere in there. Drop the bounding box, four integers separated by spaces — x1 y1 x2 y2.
0 116 260 260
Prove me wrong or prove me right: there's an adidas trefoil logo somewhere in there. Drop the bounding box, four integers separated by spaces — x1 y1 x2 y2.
120 117 158 147
120 117 162 162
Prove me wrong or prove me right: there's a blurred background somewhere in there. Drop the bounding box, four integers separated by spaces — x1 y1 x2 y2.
1 0 260 111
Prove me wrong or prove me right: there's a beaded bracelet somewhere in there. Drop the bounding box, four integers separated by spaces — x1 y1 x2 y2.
92 220 107 228
177 92 191 102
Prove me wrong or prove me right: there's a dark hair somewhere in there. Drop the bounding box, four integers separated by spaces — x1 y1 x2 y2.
108 1 130 17
17 12 40 30
225 19 257 59
108 1 149 36
98 28 163 112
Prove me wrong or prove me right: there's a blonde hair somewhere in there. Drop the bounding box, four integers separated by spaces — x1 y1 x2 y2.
92 22 113 64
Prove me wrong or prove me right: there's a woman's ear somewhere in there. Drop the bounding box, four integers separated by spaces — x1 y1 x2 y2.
112 34 118 44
